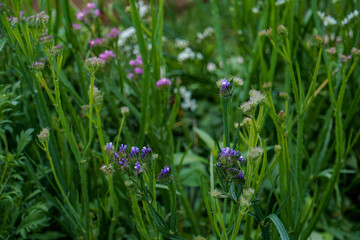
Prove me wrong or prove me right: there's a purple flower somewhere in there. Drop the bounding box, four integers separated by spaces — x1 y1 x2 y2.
141 146 151 158
106 142 113 151
119 158 128 166
33 61 45 70
129 60 137 66
119 144 127 153
134 67 144 74
235 171 243 179
157 165 171 178
113 152 120 159
156 78 172 89
221 78 230 93
134 161 142 172
129 146 139 158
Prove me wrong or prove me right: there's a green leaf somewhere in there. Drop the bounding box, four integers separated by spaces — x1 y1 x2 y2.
194 127 217 155
16 128 34 154
265 214 289 240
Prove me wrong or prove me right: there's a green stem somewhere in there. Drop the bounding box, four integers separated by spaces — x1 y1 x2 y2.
222 97 230 147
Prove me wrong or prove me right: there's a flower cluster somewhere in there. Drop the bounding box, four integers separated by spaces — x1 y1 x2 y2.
177 48 203 62
197 27 214 42
317 11 337 27
240 89 266 114
75 3 100 23
128 55 144 78
341 10 359 26
85 57 105 74
106 28 121 39
33 61 45 70
157 165 173 183
49 44 62 57
216 147 246 184
217 78 232 97
174 86 197 112
156 78 172 89
175 38 189 49
89 38 107 48
99 50 116 63
7 11 49 29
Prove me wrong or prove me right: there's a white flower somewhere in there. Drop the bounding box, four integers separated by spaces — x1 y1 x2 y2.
175 86 197 112
175 38 189 48
252 7 259 14
197 27 214 42
207 62 216 72
317 11 337 27
275 0 286 6
341 10 359 26
137 0 149 18
177 48 195 62
118 27 136 46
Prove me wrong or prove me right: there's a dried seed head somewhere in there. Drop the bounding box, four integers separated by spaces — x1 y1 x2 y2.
248 147 264 160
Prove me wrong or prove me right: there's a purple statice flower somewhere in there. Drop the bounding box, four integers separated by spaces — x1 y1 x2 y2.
99 50 116 63
39 34 53 45
119 158 128 167
72 23 81 30
340 54 352 63
85 57 105 73
106 28 120 39
113 152 120 159
141 146 151 159
119 144 127 153
129 146 139 158
157 165 173 183
219 78 232 97
134 161 142 173
235 171 244 179
134 67 144 74
106 142 113 151
156 78 172 89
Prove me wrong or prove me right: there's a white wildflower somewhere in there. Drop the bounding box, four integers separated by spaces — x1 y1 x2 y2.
175 38 189 48
317 11 337 27
207 62 216 72
118 27 136 46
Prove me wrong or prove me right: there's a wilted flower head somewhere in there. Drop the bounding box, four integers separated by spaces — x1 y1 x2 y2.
33 61 45 70
277 25 288 37
157 165 173 183
37 127 50 141
340 54 352 63
156 78 172 89
39 34 53 47
86 57 105 74
121 106 130 115
49 44 62 56
248 147 264 160
351 47 360 57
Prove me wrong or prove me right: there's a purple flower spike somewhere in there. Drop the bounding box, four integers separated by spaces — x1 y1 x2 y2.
119 158 128 167
134 161 142 172
119 144 127 153
129 146 139 158
157 165 171 181
106 142 113 151
141 146 152 159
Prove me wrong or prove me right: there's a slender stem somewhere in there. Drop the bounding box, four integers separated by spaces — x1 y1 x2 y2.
89 73 95 141
222 97 230 147
115 115 126 151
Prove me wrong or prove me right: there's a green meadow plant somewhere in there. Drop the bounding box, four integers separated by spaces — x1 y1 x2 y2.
1 0 360 239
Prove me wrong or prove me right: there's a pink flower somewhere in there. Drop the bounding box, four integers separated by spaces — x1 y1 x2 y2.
72 23 81 30
94 9 100 16
99 50 116 63
76 10 87 20
135 56 143 65
156 78 172 89
129 60 137 66
106 28 120 38
87 3 96 10
128 72 134 79
134 67 144 74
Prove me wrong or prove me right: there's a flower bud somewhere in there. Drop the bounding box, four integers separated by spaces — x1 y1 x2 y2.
277 110 286 123
33 61 45 70
121 106 130 115
277 25 288 37
314 35 325 47
86 57 105 74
